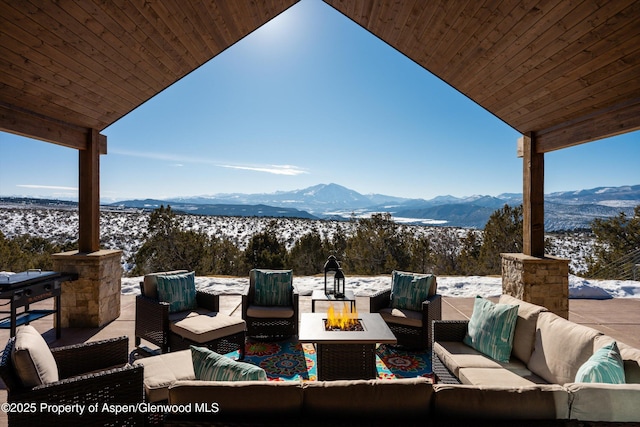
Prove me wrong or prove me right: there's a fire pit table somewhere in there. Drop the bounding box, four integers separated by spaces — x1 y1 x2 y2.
298 312 397 381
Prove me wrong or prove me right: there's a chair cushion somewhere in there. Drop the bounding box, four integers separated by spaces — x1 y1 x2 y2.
463 296 519 363
133 349 195 402
246 305 295 319
390 270 436 311
253 269 293 306
378 307 422 328
142 270 189 300
528 312 602 384
156 271 197 313
11 325 59 387
190 346 266 381
575 341 625 384
170 313 246 343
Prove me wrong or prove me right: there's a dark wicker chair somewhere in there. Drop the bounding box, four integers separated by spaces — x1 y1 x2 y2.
242 269 299 339
135 275 245 358
369 285 442 350
0 335 144 426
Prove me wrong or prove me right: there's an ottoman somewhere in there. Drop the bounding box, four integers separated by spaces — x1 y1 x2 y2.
169 312 246 359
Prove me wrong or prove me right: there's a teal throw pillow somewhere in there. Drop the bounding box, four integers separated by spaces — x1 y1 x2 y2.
191 346 267 381
390 270 435 311
156 271 197 313
253 269 293 306
463 296 519 363
575 341 626 384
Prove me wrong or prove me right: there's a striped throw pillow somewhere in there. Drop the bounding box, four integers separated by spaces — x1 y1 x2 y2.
191 346 267 381
575 341 626 384
253 269 293 306
390 271 435 311
463 296 519 363
156 271 197 313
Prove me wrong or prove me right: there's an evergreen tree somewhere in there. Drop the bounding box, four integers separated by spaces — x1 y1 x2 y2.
408 235 433 273
478 204 523 275
586 205 640 279
287 229 327 275
458 230 483 275
344 213 410 274
130 205 210 275
244 225 287 269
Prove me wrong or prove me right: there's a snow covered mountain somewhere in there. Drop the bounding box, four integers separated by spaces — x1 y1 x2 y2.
111 183 639 230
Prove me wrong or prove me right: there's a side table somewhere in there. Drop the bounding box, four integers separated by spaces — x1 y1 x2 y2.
311 289 356 313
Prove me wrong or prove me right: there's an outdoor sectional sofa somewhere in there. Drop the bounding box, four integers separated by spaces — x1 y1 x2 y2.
135 295 640 425
432 294 640 423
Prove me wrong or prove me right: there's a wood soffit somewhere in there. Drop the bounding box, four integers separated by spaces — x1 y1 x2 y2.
1 0 639 153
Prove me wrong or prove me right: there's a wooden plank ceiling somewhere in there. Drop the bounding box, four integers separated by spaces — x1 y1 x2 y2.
0 0 299 152
1 0 639 154
324 0 640 152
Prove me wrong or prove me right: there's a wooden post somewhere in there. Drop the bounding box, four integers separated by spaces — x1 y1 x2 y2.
78 129 101 253
520 133 545 257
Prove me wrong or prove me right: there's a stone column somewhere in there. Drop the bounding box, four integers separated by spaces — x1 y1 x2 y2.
501 253 570 319
52 249 122 327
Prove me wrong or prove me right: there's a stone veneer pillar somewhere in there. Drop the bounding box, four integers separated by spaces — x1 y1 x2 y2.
501 253 570 319
51 249 122 328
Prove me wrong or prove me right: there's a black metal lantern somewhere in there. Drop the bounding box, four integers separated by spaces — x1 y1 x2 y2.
323 255 341 295
333 268 345 298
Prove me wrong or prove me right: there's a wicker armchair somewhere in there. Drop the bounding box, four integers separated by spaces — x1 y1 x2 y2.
369 272 442 349
242 269 299 339
0 335 144 426
135 272 245 358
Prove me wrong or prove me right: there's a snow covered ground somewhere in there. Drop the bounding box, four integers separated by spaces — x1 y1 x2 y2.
118 274 640 300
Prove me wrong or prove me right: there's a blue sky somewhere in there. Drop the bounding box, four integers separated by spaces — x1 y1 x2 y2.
1 0 638 202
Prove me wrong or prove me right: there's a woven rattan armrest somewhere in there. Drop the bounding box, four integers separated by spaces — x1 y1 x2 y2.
369 288 392 313
432 320 469 345
53 336 129 379
195 289 220 311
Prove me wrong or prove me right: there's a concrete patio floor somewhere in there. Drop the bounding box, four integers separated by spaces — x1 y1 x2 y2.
1 293 639 426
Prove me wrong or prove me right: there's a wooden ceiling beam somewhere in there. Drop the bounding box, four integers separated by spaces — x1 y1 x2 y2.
0 102 107 154
534 98 640 153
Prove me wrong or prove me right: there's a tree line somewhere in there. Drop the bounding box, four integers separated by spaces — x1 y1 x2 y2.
127 204 525 276
1 204 638 280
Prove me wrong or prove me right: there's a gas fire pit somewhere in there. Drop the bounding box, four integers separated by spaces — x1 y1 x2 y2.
298 312 397 380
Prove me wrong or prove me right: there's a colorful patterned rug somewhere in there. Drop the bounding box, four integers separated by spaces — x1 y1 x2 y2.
231 340 432 382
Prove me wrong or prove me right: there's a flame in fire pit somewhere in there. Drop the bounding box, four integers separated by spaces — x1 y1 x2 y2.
326 303 360 331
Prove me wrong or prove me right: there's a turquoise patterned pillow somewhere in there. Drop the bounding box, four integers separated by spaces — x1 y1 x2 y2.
253 269 293 306
575 341 626 384
156 271 197 313
463 296 519 363
390 271 435 311
191 346 267 381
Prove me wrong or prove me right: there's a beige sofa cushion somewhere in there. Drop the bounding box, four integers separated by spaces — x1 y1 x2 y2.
133 349 195 402
499 295 547 364
458 367 539 387
170 313 245 343
433 383 570 420
528 312 602 384
567 383 640 422
169 380 304 416
303 378 432 419
143 270 189 300
434 341 536 379
11 325 59 387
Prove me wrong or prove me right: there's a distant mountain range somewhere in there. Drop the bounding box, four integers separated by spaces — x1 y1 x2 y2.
104 183 640 230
